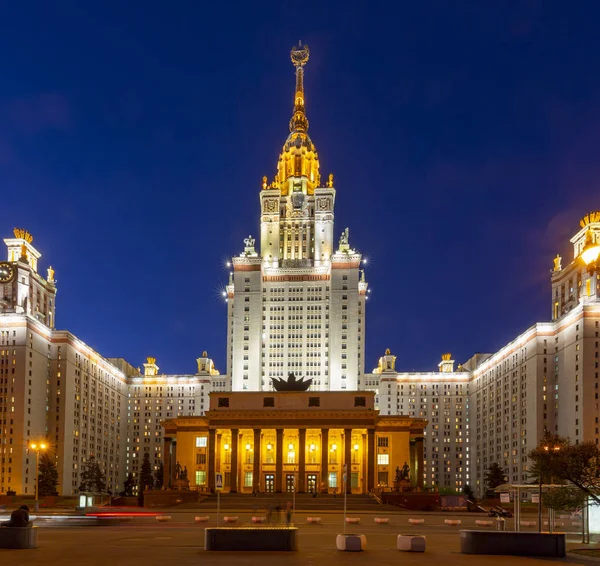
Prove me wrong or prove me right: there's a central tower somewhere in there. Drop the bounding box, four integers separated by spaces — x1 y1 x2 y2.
226 43 368 392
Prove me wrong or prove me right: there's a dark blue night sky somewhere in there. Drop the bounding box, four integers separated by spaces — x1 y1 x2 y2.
1 2 599 374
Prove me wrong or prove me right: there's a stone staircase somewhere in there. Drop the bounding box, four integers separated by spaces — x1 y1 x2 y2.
194 492 385 511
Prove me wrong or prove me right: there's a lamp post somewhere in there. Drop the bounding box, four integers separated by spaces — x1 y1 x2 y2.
29 442 47 512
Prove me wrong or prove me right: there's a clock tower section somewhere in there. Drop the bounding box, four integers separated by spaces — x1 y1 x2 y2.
0 228 57 328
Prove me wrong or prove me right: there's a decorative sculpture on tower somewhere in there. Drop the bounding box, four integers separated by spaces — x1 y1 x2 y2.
271 372 313 392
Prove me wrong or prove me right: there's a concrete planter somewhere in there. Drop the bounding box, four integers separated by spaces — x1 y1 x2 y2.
345 517 360 524
374 517 389 524
205 527 298 551
223 516 238 523
397 534 426 552
460 530 566 557
444 519 461 526
408 518 425 525
306 517 322 524
0 526 38 549
194 516 209 523
475 520 493 527
155 515 171 522
251 517 266 523
336 533 366 552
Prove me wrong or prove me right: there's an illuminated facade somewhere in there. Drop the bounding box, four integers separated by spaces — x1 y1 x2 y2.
226 43 368 392
2 45 600 499
163 391 425 494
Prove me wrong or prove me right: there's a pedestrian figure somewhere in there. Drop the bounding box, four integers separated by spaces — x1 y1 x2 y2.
1 505 32 527
286 501 292 525
275 502 282 523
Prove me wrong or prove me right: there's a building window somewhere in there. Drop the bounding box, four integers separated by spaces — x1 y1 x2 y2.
244 472 253 488
196 436 207 448
263 397 275 407
377 437 388 448
308 397 320 407
218 397 229 408
351 472 359 488
195 470 206 485
378 471 389 486
354 396 366 407
328 472 338 488
377 454 389 465
196 453 206 465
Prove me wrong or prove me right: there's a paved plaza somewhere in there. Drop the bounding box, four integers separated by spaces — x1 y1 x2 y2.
0 511 598 565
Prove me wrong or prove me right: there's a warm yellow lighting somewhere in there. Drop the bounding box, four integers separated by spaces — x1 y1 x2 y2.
288 443 294 450
581 238 600 265
354 444 359 451
309 443 315 451
223 443 230 451
245 443 251 451
30 443 37 450
40 443 47 450
331 443 337 451
267 443 272 451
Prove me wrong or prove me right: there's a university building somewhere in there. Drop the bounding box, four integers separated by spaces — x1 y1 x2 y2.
1 44 599 498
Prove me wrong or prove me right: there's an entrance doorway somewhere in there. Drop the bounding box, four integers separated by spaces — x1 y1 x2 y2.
265 474 274 493
286 474 295 493
307 474 317 493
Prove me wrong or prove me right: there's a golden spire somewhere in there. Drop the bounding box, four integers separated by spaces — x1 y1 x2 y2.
289 41 310 133
275 42 321 195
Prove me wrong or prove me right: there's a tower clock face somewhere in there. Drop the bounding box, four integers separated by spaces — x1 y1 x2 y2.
0 262 14 283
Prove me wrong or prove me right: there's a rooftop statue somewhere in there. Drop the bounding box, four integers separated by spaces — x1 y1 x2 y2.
271 372 313 392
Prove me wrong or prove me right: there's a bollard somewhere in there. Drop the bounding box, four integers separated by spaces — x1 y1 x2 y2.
495 517 505 531
408 518 425 525
194 516 210 523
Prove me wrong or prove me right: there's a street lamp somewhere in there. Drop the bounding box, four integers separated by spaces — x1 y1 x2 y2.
29 442 47 512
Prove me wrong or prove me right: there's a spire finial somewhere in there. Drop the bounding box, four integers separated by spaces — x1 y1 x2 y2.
289 42 310 133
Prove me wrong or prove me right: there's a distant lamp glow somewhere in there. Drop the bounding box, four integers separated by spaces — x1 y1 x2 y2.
223 443 230 451
354 444 359 451
581 231 600 266
222 291 226 297
267 443 272 451
245 443 251 451
288 443 294 450
331 443 337 451
363 258 367 264
226 261 231 267
309 443 316 451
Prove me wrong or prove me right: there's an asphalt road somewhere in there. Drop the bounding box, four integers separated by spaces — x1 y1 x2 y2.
0 511 597 565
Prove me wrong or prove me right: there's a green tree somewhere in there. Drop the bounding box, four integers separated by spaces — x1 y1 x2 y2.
543 487 586 513
78 457 106 493
529 433 600 505
485 463 506 490
140 452 154 491
462 484 475 501
38 452 59 496
154 462 164 490
120 473 135 497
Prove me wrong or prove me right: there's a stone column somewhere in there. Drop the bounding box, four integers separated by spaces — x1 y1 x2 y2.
344 428 352 494
208 429 216 492
409 440 416 486
415 437 424 488
367 429 375 492
298 429 306 493
253 429 261 493
230 428 239 493
163 437 172 489
275 428 283 493
320 428 329 493
361 433 367 494
171 440 177 486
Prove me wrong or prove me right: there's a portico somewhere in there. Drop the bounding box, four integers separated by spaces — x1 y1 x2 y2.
163 391 426 494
